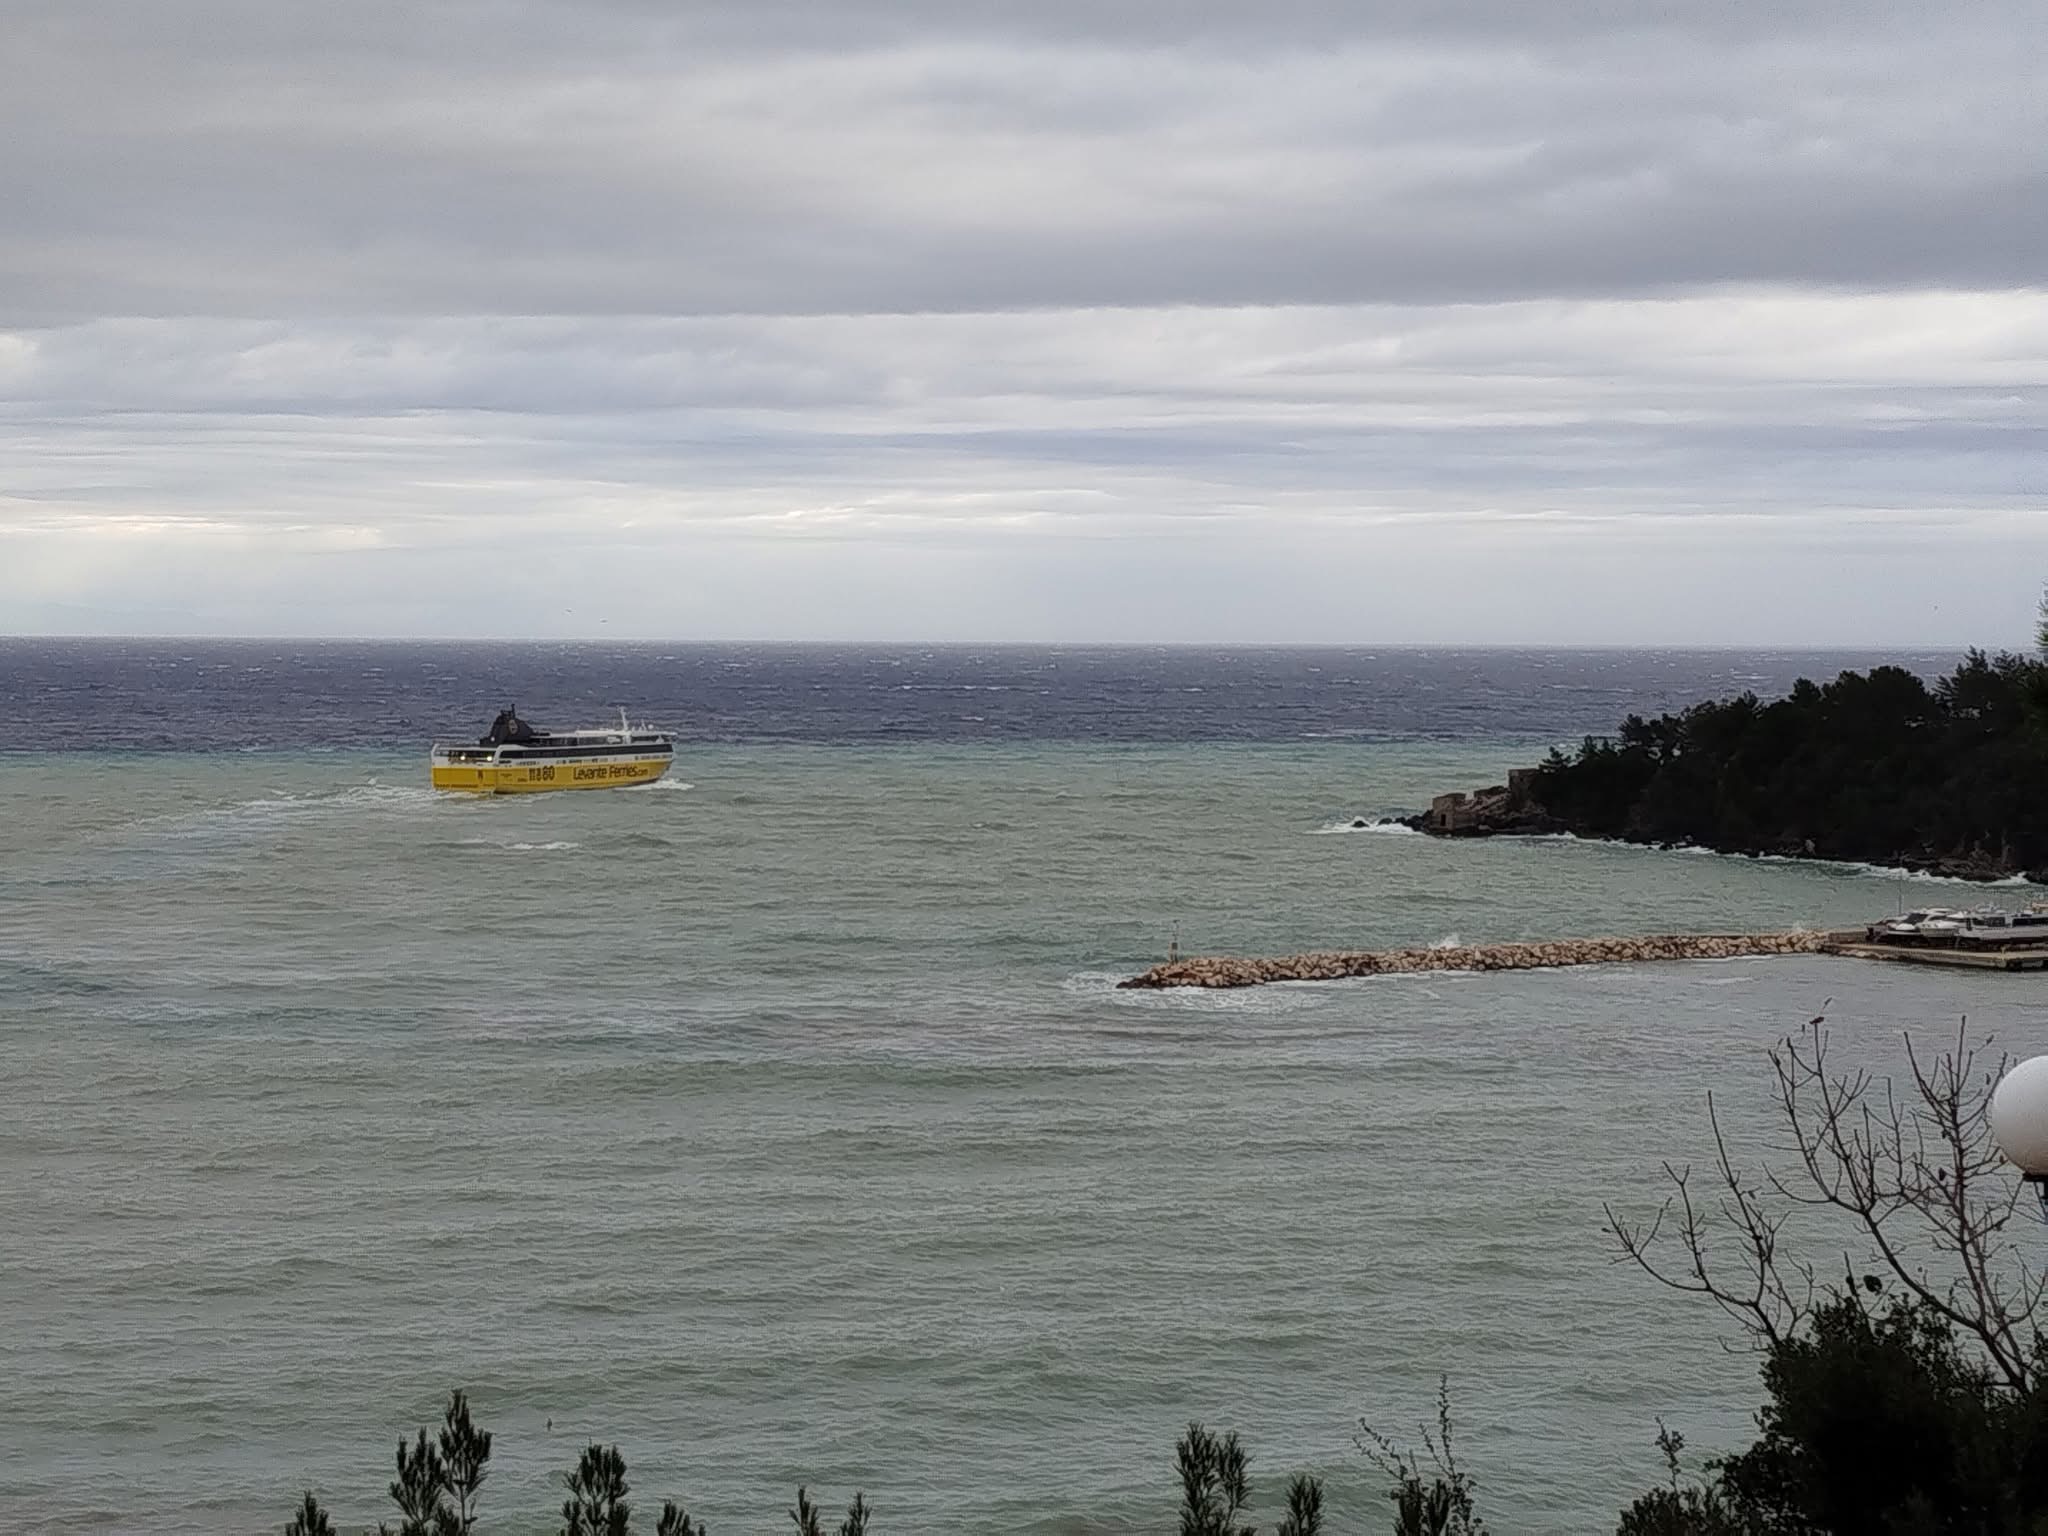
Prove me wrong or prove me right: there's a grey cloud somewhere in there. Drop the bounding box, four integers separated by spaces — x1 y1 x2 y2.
2 1 2040 320
3 299 2039 543
2 2 2043 644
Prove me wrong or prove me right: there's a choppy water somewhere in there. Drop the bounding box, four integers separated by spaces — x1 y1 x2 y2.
3 644 2037 1535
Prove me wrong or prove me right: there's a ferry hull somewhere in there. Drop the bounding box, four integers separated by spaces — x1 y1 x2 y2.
431 756 672 794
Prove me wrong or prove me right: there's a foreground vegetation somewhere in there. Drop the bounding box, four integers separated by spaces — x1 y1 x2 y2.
1600 1018 2048 1534
287 1021 2048 1533
283 1399 1339 1535
1528 649 2048 878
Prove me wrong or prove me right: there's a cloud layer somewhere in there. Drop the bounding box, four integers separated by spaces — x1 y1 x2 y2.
2 1 2042 640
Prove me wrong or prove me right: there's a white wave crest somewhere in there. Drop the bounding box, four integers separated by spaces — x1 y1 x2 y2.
1840 861 2033 886
1309 815 1419 836
155 783 442 838
1062 970 1327 1014
1521 832 2044 888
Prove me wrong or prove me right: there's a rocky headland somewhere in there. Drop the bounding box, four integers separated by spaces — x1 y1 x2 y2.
1397 653 2048 884
1397 771 2033 880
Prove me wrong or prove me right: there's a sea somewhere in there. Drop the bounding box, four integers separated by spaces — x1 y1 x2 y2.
3 641 2036 1535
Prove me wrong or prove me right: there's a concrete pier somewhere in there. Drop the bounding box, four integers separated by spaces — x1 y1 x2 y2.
1118 931 1841 989
1824 940 2048 972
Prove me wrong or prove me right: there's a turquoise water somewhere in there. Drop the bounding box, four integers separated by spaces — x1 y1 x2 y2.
4 742 2042 1533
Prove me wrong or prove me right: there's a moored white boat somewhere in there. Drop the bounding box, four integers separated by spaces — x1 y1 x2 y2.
1868 904 2048 949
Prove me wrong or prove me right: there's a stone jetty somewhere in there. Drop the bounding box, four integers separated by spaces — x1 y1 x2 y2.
1118 931 1834 989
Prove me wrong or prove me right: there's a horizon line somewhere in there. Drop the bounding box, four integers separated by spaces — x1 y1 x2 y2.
0 634 1995 653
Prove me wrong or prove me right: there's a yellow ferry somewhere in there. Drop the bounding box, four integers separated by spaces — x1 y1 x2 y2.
430 707 674 794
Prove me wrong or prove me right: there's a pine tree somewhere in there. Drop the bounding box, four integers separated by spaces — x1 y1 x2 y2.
1276 1473 1324 1536
284 1491 335 1536
1176 1423 1254 1536
438 1390 492 1534
381 1427 450 1536
560 1444 631 1536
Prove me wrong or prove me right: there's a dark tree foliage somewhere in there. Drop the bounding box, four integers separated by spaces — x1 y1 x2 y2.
1618 1287 2048 1534
439 1390 492 1534
1528 652 2048 876
284 1491 336 1536
1172 1422 1328 1535
785 1487 871 1536
374 1392 495 1536
1357 1382 1487 1536
561 1444 631 1536
384 1427 450 1536
789 1485 824 1536
1613 1423 1748 1536
1177 1422 1256 1536
836 1490 873 1536
1732 1288 2048 1533
1277 1472 1326 1536
290 1391 1337 1533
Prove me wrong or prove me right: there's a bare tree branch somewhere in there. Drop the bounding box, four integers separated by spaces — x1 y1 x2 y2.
1606 1013 2046 1390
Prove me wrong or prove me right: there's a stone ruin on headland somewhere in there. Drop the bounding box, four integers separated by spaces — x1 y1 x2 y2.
1408 767 1556 836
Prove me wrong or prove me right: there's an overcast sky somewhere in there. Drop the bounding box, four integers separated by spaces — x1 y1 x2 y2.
2 0 2042 644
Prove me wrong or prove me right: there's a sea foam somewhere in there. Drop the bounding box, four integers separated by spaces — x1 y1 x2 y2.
1308 815 1419 836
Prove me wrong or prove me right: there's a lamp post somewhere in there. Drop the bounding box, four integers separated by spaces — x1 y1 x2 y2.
1990 1056 2048 1218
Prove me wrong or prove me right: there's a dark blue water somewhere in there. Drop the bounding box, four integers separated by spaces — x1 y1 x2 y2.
0 640 1954 751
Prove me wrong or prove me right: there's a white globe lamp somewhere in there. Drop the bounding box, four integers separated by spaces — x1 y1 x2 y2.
1990 1056 2048 1216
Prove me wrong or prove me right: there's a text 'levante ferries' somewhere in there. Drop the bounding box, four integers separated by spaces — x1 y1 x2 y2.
429 707 674 794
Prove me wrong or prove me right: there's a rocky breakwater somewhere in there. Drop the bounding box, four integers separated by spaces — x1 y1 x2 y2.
1119 931 1831 989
